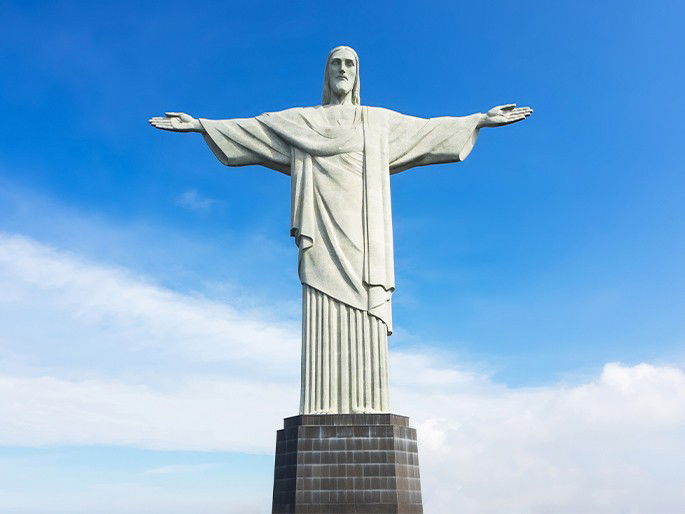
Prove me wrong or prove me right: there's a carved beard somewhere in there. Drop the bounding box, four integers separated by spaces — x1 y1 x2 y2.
331 78 352 97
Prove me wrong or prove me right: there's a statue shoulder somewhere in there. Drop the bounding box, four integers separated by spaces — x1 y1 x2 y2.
361 106 406 126
363 105 397 115
258 105 325 123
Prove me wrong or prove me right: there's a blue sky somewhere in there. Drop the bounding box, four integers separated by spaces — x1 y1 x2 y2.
1 1 684 513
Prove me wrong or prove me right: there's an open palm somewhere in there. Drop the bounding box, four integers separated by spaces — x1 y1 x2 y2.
480 104 533 128
148 112 202 132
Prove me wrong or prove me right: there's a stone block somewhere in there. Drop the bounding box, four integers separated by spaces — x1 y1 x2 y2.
272 414 423 514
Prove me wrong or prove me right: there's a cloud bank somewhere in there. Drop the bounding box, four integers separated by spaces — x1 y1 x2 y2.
1 232 683 513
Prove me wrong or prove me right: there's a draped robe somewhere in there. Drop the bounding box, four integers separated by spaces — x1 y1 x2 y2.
200 106 481 413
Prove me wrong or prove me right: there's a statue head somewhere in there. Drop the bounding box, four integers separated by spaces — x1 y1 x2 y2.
322 46 360 105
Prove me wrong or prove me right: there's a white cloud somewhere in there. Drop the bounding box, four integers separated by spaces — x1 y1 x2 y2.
1 232 684 513
176 189 216 211
0 374 291 452
393 357 685 514
0 232 300 377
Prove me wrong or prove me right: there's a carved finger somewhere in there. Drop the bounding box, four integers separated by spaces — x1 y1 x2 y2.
498 103 516 111
165 112 184 118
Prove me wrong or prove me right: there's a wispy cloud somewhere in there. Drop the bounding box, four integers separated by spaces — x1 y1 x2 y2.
176 189 217 211
0 480 266 514
143 464 214 475
0 374 292 452
0 232 300 377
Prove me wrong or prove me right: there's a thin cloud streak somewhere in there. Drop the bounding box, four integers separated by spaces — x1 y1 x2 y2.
176 189 217 211
143 463 215 475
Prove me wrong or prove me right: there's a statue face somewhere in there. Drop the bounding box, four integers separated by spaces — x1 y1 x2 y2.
328 48 357 98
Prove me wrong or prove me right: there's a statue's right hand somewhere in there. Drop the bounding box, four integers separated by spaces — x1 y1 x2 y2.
148 112 203 132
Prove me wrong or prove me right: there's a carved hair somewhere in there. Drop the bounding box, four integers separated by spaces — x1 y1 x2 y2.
321 46 360 106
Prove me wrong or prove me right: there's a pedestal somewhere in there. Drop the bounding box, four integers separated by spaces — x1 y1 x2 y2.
271 413 423 513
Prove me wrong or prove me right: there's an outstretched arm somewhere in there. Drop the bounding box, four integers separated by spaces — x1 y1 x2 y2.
149 111 291 174
477 104 533 128
386 103 532 174
149 112 203 133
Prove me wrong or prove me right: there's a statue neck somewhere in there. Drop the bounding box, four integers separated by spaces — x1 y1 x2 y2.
329 90 354 106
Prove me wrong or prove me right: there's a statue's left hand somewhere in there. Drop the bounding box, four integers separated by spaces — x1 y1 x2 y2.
148 112 203 132
478 104 533 128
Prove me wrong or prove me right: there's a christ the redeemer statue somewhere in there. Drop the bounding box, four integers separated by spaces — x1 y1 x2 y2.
150 46 532 416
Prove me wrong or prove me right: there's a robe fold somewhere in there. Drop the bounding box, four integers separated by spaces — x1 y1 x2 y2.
200 106 480 413
200 106 481 333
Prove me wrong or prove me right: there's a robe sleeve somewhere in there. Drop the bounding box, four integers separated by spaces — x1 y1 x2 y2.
386 111 482 174
199 117 292 175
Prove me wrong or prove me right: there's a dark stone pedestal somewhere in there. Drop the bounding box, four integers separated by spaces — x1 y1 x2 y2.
272 413 423 514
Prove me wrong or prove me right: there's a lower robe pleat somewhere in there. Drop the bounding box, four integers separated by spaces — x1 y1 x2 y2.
300 284 390 414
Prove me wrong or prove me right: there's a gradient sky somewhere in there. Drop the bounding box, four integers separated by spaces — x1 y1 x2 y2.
1 1 684 513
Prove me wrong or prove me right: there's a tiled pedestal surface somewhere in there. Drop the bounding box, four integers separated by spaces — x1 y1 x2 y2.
272 414 423 513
